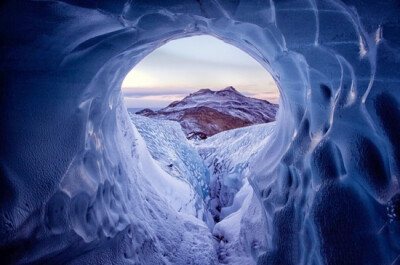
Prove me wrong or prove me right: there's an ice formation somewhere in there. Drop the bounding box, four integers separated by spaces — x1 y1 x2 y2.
131 112 275 264
196 123 276 264
129 113 210 220
1 0 399 264
196 123 276 223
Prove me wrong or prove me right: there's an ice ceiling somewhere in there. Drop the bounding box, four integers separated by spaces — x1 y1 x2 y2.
0 0 399 264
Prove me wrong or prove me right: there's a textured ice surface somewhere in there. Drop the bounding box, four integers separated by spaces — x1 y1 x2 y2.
129 113 210 220
213 180 267 265
196 122 276 223
1 0 400 264
196 123 275 264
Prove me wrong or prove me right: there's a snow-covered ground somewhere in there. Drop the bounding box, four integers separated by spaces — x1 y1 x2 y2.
195 123 276 264
112 107 220 264
129 113 212 223
130 111 276 264
194 122 275 221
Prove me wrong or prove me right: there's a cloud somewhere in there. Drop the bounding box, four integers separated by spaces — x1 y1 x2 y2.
123 89 280 108
124 94 187 108
123 88 192 98
242 91 280 103
145 49 260 69
121 36 280 107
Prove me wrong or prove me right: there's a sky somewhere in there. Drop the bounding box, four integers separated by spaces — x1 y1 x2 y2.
122 35 279 108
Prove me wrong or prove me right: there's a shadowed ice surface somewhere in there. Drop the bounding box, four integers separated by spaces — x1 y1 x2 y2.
0 0 399 264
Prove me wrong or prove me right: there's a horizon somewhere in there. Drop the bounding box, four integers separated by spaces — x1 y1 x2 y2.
122 35 280 108
126 86 278 111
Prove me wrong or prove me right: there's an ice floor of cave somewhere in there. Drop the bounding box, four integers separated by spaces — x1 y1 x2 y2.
129 112 275 264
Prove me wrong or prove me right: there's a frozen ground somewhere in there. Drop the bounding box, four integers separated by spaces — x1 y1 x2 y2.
129 113 210 221
195 123 276 264
130 111 276 264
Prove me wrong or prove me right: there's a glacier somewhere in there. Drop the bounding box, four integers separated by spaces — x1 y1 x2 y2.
195 122 276 223
129 113 211 221
131 111 276 264
195 123 276 264
1 0 400 264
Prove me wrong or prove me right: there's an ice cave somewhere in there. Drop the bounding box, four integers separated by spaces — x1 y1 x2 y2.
0 1 399 264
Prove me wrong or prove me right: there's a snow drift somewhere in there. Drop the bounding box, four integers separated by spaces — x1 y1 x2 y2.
0 0 399 264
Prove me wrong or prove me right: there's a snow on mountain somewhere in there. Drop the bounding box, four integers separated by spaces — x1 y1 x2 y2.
135 86 278 139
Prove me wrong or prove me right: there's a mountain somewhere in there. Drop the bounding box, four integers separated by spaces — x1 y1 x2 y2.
134 86 278 139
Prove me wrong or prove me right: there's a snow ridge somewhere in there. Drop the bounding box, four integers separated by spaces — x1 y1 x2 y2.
135 86 278 139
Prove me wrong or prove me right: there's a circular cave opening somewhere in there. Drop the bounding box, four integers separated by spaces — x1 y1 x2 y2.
119 35 281 262
121 35 280 140
3 1 397 264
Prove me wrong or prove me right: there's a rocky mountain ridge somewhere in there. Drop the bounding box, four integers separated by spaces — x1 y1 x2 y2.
134 86 278 139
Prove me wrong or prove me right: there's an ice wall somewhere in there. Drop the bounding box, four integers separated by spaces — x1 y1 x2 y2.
196 123 276 264
196 122 276 223
1 0 399 264
129 114 210 220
